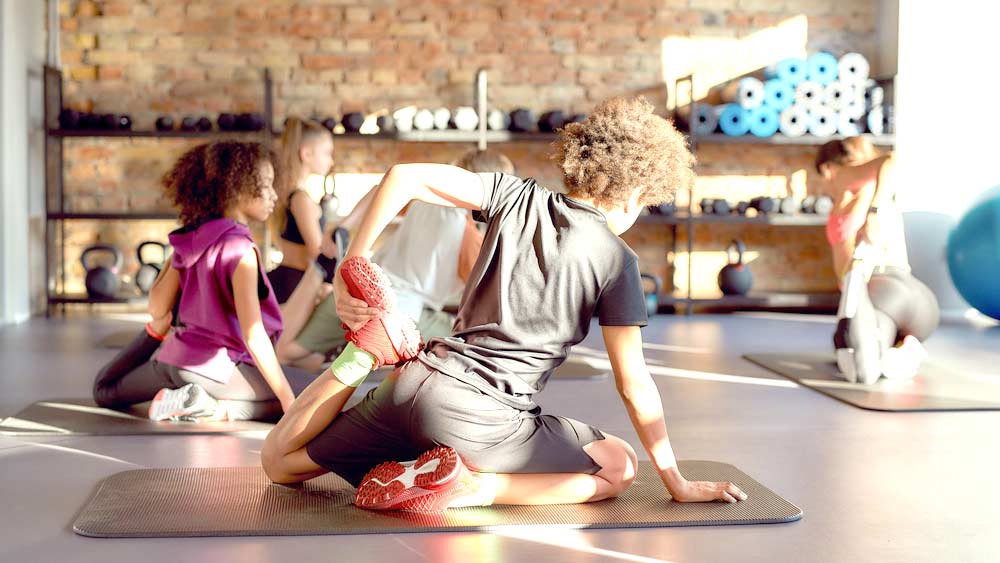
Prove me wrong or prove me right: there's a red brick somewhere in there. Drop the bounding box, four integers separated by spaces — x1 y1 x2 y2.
302 54 353 70
98 66 124 80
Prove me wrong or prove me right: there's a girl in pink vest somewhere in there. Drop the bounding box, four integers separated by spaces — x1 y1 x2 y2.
93 141 308 421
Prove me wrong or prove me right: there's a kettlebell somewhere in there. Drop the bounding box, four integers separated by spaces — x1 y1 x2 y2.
81 245 123 299
640 273 662 316
135 241 168 295
718 240 753 296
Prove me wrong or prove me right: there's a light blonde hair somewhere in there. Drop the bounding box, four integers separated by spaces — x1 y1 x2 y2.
270 117 332 237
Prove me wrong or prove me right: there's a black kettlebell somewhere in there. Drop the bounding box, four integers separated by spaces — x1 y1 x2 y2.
82 245 123 299
640 273 662 316
718 240 753 296
135 241 168 295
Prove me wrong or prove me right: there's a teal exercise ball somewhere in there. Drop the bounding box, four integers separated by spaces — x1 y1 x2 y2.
946 185 1000 320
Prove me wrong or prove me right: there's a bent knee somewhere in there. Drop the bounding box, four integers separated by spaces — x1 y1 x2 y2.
587 434 639 497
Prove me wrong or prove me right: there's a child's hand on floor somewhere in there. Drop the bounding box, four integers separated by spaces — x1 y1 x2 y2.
670 479 748 503
333 272 381 330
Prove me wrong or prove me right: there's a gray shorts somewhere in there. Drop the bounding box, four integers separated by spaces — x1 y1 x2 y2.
305 361 605 486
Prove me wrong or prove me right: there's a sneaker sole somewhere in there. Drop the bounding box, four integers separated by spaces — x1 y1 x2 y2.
341 257 394 312
354 447 461 512
148 388 195 421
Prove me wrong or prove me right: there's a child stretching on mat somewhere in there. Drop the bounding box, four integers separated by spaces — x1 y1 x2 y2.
261 98 748 510
93 141 309 421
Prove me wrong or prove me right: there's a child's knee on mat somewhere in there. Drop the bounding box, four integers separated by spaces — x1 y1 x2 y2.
586 434 638 498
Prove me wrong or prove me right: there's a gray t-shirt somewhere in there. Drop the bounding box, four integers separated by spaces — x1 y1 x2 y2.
418 173 647 409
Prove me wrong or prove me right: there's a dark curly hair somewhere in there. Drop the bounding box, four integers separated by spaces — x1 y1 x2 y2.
554 97 694 208
163 141 275 226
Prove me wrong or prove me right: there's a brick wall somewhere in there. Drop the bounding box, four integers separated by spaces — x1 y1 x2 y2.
55 0 876 297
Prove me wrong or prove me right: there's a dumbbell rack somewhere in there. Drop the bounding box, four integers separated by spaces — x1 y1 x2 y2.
42 65 275 315
42 67 567 315
664 75 896 314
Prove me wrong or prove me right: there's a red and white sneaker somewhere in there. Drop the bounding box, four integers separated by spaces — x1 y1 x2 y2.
339 256 422 367
354 446 480 512
340 256 396 312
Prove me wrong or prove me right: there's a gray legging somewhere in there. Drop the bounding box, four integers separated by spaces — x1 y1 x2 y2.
868 267 940 342
93 330 315 421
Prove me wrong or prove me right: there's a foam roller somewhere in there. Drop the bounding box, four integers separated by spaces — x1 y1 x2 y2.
838 112 866 136
838 52 870 84
779 105 809 137
807 52 839 85
721 77 765 109
719 104 751 136
765 58 807 86
763 79 794 111
748 106 780 137
795 81 823 110
823 81 856 111
808 106 838 137
432 108 451 130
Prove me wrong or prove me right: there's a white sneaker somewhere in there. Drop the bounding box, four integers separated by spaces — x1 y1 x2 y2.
148 383 218 421
881 335 927 380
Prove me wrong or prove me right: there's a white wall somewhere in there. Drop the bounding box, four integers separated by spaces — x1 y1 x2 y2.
895 1 1000 319
0 0 45 324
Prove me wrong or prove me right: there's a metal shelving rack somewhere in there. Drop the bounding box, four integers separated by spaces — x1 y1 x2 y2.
42 65 274 314
42 67 561 314
668 74 896 314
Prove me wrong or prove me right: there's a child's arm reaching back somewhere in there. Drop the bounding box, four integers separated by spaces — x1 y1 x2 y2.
336 163 486 329
602 325 748 503
233 249 295 412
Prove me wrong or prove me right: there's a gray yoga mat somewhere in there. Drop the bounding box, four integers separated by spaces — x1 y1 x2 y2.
73 461 801 537
0 399 272 436
745 353 1000 412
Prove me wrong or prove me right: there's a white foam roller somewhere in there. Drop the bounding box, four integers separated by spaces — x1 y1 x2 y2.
795 81 823 110
452 107 479 131
487 109 507 130
779 105 809 137
721 77 765 109
823 81 857 111
841 85 866 119
867 107 888 135
838 52 870 84
432 107 451 130
865 83 885 110
838 112 865 136
413 109 435 131
392 107 416 132
808 106 838 137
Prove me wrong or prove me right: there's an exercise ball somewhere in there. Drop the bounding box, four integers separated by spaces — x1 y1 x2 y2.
946 185 1000 320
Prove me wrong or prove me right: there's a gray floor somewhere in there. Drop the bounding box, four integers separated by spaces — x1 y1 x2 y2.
1 313 998 562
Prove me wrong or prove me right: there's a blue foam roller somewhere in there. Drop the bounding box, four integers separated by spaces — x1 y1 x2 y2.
807 52 839 86
748 106 780 137
766 58 807 85
719 104 751 136
763 79 794 111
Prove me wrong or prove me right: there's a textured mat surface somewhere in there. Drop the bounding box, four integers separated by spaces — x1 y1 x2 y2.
368 354 609 383
0 399 272 436
745 353 1000 412
73 461 801 537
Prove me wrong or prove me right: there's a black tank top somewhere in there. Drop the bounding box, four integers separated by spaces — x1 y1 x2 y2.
281 190 337 279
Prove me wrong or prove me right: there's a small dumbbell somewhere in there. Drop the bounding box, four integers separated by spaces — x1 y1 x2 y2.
156 116 175 132
538 110 567 133
342 112 365 133
509 108 535 132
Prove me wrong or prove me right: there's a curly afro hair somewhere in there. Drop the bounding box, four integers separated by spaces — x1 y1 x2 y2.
163 141 274 227
554 97 694 208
